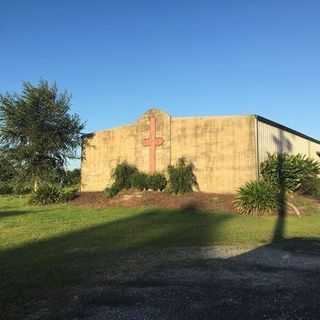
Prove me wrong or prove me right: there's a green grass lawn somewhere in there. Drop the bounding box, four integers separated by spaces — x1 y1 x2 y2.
0 195 319 318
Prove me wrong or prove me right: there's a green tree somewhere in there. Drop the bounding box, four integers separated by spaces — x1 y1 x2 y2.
63 168 81 187
0 80 85 191
0 151 15 193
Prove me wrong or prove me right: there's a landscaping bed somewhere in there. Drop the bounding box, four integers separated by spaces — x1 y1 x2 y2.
72 190 320 215
72 190 236 211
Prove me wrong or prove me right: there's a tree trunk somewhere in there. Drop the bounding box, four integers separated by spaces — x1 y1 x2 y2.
33 177 39 192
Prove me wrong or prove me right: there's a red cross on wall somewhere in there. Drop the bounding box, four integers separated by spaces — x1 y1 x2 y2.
143 115 164 173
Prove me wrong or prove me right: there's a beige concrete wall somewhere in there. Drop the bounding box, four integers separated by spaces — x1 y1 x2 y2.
81 111 258 193
81 124 137 191
81 109 172 191
170 116 257 193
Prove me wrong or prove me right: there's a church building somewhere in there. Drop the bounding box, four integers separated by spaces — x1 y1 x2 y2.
81 109 320 193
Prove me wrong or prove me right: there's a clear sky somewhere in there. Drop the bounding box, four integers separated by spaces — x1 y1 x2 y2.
1 1 320 167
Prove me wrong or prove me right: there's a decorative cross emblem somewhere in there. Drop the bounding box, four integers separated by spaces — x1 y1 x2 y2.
143 115 164 173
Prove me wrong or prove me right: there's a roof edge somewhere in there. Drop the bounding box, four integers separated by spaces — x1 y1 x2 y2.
254 115 320 145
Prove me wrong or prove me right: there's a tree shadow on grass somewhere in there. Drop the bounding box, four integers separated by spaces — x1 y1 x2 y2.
0 209 32 219
0 207 233 319
1 189 318 319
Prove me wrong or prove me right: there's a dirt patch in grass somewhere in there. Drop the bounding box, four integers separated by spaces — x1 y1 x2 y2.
72 190 237 212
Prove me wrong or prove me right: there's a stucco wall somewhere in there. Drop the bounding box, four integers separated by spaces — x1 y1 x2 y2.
81 109 172 191
170 116 257 193
81 124 137 191
81 110 258 193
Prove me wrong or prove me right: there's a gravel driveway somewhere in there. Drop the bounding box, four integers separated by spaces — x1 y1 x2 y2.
28 238 320 320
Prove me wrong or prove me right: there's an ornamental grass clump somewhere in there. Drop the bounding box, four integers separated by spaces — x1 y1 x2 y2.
29 184 63 205
260 153 320 192
167 157 198 194
234 180 277 216
29 184 78 205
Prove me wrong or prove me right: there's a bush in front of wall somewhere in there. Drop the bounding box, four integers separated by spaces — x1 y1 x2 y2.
111 161 138 190
130 172 149 191
147 173 167 191
167 157 198 194
260 153 320 192
234 180 278 215
104 184 121 198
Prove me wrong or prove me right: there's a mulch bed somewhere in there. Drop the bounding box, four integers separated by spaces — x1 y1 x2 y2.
72 190 320 216
72 190 237 212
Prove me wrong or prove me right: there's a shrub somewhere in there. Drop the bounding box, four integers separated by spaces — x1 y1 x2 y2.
61 187 79 201
0 153 15 194
234 180 277 215
167 157 198 194
63 169 81 187
29 184 64 205
147 173 167 191
104 184 121 198
12 181 32 195
112 161 138 190
130 172 148 191
0 182 13 195
299 176 320 198
261 153 320 192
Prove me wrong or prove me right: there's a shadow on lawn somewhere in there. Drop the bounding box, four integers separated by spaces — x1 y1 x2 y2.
0 195 318 319
271 129 293 242
0 206 233 319
0 209 32 219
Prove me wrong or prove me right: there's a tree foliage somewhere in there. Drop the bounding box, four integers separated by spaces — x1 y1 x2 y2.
0 151 15 194
0 81 85 190
62 168 81 187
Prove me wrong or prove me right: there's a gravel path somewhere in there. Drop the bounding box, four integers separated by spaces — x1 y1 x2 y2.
28 239 320 320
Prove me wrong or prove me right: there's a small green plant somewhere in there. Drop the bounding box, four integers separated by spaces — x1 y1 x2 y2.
234 180 277 215
104 184 121 198
61 187 79 201
167 157 198 194
112 161 138 190
130 172 149 191
29 184 78 205
147 173 167 191
29 184 64 205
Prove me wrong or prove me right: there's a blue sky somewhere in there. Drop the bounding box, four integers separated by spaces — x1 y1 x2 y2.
1 1 320 167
